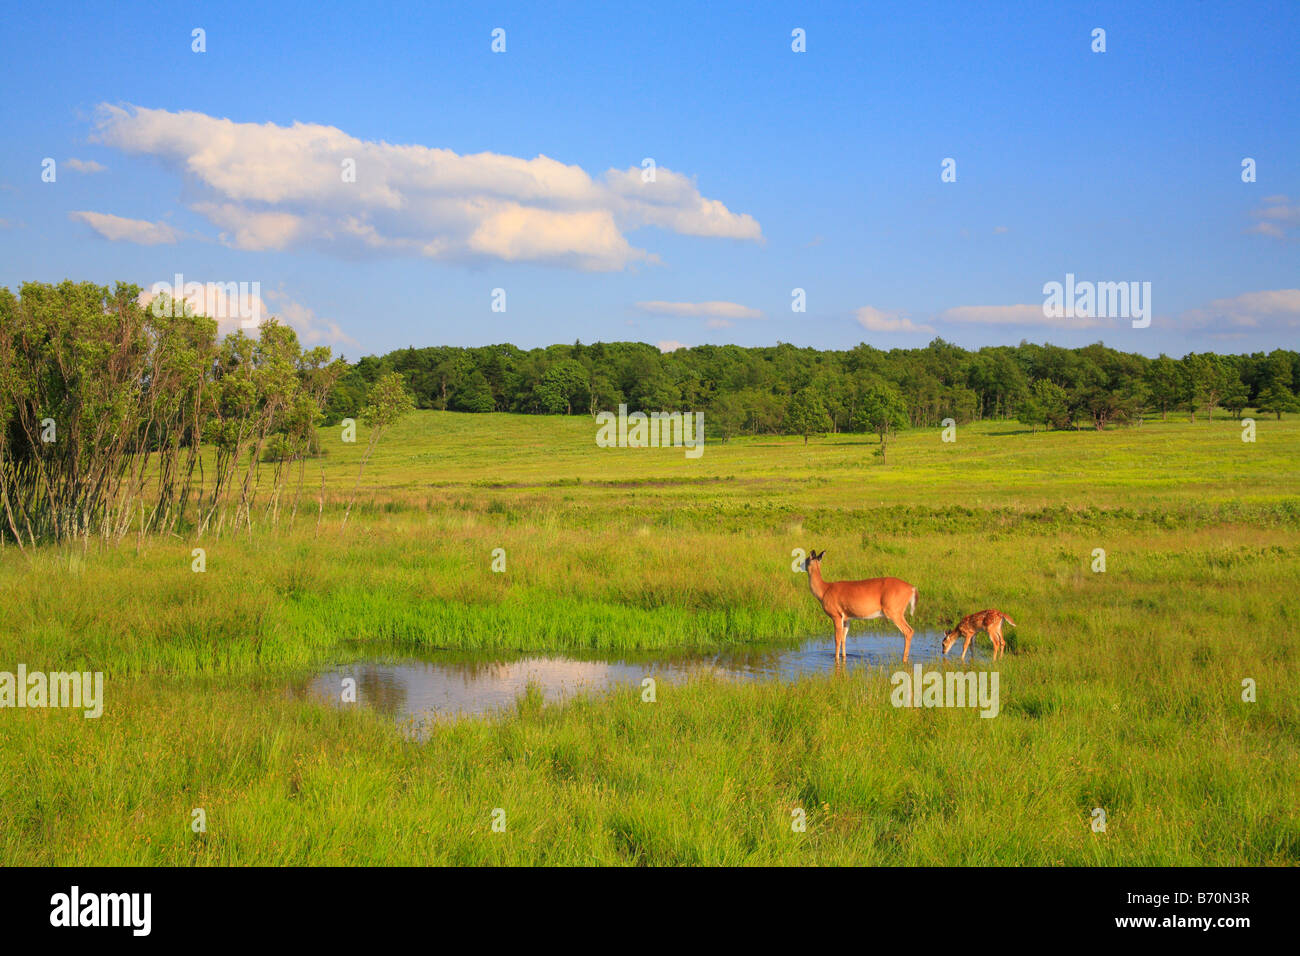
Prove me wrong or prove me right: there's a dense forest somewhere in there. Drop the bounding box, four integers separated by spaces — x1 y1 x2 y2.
328 337 1300 438
3 280 1298 544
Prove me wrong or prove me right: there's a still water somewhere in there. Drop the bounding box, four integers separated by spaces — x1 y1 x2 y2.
306 630 975 736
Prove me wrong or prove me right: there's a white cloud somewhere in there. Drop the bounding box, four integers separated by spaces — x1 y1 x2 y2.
1249 195 1299 239
191 202 303 251
1247 221 1286 239
854 306 935 334
657 340 689 353
635 300 762 319
65 158 106 173
704 318 734 329
136 282 356 347
1181 289 1300 331
90 104 761 270
263 289 359 347
69 210 181 245
939 304 1116 330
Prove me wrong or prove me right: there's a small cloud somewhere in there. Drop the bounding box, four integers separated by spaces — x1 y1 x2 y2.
1247 221 1286 239
635 300 762 319
854 306 935 334
993 225 1009 234
1249 195 1299 239
69 210 181 245
264 288 359 347
657 340 689 353
65 158 106 174
704 318 734 329
1181 289 1300 331
939 303 1116 330
804 235 824 248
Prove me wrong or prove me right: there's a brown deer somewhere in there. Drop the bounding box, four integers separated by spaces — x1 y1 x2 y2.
941 609 1017 661
802 549 918 662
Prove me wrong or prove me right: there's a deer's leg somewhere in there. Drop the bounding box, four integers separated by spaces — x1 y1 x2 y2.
887 608 914 662
990 624 1003 660
961 630 973 662
834 616 846 661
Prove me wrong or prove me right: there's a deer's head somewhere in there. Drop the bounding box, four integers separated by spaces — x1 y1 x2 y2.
802 549 825 573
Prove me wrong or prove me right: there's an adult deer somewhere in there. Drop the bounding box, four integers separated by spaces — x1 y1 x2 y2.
802 549 918 662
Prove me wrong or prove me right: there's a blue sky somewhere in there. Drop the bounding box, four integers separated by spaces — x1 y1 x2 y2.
1 0 1296 359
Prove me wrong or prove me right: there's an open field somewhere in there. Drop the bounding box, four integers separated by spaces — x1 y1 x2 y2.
1 412 1298 864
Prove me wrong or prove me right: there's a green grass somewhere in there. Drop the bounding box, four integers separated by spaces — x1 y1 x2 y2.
1 411 1297 864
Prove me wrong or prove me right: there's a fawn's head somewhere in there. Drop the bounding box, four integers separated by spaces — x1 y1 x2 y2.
940 624 959 655
802 549 825 573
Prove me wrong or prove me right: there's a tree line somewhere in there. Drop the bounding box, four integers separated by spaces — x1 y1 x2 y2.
4 279 1297 545
331 337 1300 439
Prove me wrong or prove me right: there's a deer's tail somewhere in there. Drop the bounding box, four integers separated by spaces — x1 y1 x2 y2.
909 588 918 618
1002 613 1017 628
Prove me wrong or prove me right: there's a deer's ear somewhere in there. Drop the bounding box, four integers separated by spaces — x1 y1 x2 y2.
818 550 826 560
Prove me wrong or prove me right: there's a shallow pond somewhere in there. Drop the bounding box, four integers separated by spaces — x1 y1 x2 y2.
306 630 982 736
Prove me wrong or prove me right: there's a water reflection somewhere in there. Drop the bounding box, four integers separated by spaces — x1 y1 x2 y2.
304 631 976 736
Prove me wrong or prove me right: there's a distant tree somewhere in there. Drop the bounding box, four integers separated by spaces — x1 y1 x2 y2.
1145 355 1182 420
1023 379 1071 430
1183 353 1234 421
1222 378 1250 419
1256 351 1300 420
340 372 415 534
324 364 367 424
741 387 784 435
710 391 747 443
451 368 496 413
785 389 832 444
1016 395 1045 433
534 359 588 415
1075 363 1146 429
852 384 908 463
587 370 622 415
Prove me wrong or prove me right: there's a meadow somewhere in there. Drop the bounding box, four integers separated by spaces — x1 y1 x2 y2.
1 411 1297 864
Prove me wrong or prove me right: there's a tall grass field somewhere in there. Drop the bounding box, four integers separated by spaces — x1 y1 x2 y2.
1 411 1296 864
